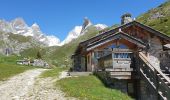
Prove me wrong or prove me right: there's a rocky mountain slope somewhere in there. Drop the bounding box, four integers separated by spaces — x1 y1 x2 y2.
0 17 107 55
0 31 44 55
60 18 107 46
0 18 60 47
137 1 170 35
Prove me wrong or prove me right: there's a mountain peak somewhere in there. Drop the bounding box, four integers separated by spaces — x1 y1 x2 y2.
31 23 41 31
11 17 27 27
59 18 107 46
32 23 39 27
81 17 92 32
12 17 25 22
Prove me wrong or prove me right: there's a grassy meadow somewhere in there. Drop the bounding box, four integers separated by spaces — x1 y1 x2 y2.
0 55 34 81
57 75 133 100
40 67 68 78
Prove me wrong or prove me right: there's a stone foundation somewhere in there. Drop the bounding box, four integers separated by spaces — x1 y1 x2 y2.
139 80 157 100
160 51 170 71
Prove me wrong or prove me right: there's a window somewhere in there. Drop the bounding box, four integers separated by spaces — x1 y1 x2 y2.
114 53 130 58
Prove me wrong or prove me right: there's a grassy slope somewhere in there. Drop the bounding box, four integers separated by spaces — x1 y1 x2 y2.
137 1 170 35
38 26 99 77
57 75 132 100
20 47 42 58
8 33 32 43
0 64 33 81
0 55 34 81
40 67 68 78
45 26 99 67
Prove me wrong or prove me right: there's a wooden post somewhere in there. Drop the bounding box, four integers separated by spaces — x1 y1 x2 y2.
112 48 114 69
154 69 159 100
85 56 87 71
91 52 95 71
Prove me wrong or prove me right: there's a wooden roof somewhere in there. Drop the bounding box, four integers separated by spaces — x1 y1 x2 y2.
86 31 146 52
74 21 170 55
80 21 170 47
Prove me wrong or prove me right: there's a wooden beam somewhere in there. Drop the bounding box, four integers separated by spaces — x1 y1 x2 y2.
87 32 146 52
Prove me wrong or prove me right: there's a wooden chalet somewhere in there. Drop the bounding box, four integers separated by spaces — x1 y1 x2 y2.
71 14 170 100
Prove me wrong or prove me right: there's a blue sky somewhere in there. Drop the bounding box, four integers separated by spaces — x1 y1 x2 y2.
0 0 166 41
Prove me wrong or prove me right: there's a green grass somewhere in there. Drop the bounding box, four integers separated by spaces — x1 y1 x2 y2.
0 64 33 81
40 67 68 78
45 26 99 67
137 1 170 35
8 33 32 43
20 47 43 58
0 55 34 81
0 55 21 64
57 75 133 100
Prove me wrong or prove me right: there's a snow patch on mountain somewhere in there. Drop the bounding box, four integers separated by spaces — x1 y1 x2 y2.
95 24 108 30
46 35 61 46
59 22 107 46
59 18 108 46
59 26 82 46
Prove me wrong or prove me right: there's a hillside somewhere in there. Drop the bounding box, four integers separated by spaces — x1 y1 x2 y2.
0 18 60 46
0 31 45 55
137 1 170 35
45 26 99 67
19 26 99 67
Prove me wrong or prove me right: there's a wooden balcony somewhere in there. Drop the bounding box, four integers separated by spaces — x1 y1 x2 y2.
96 49 134 79
105 67 133 79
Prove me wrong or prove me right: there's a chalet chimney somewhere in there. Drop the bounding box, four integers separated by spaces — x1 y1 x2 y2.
121 13 133 25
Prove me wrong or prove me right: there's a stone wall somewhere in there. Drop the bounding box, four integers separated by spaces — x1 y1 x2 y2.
95 71 129 95
148 36 163 69
160 50 170 71
139 80 157 100
32 59 49 68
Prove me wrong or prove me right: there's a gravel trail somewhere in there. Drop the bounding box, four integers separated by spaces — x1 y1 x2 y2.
0 69 76 100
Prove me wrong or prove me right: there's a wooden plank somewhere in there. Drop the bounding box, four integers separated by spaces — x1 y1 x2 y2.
110 75 131 79
87 32 146 52
139 52 170 100
110 72 131 75
106 68 133 71
139 52 170 83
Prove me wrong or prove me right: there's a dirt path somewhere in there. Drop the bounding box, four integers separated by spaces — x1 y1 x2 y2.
0 69 76 100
